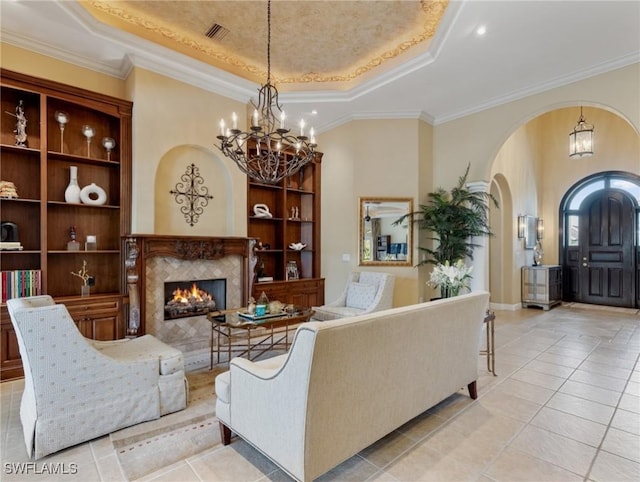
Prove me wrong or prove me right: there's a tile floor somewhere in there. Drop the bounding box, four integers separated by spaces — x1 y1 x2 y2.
1 304 639 481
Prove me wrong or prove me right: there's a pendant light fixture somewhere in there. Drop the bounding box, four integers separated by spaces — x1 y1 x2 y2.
569 106 594 158
216 0 317 184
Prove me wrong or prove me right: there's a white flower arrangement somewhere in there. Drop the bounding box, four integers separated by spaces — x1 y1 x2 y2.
428 259 473 297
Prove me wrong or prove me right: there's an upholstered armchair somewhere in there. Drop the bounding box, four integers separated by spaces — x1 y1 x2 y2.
311 271 395 321
7 295 188 460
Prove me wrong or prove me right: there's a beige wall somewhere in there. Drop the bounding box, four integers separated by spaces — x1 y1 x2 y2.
417 120 434 300
489 125 540 304
1 43 125 99
154 145 234 234
126 68 247 236
433 63 640 189
318 119 424 305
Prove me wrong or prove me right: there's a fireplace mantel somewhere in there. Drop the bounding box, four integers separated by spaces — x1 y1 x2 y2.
123 235 256 336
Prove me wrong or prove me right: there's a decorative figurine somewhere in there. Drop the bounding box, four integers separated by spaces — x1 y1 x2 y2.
67 226 80 251
247 297 256 314
286 260 299 280
85 235 97 251
82 125 95 157
533 241 543 266
71 259 95 296
0 180 19 198
4 100 27 147
253 203 272 218
55 111 69 153
102 137 116 161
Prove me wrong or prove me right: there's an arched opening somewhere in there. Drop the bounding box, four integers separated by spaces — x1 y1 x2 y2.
559 171 640 308
486 104 639 310
489 174 515 307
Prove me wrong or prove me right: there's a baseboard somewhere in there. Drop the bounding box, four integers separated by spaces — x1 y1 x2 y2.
489 302 522 311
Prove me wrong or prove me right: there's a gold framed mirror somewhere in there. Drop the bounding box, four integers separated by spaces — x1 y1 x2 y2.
359 197 413 266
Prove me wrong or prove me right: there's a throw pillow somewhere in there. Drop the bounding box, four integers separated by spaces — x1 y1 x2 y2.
346 282 377 310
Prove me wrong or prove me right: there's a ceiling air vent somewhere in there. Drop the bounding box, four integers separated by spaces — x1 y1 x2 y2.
205 23 229 40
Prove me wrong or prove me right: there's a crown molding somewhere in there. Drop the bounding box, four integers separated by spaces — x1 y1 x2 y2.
434 52 640 125
4 0 637 131
316 110 434 135
1 31 125 79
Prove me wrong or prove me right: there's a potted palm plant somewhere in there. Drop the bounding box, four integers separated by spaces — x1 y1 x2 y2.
396 164 498 297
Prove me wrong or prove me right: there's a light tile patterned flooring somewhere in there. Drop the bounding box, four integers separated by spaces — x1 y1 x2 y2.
1 304 638 481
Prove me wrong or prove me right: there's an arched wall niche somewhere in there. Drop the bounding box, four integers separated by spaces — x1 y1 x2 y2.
154 145 235 235
488 174 515 307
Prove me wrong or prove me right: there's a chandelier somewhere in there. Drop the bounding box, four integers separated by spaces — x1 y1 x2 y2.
569 106 594 158
216 0 317 184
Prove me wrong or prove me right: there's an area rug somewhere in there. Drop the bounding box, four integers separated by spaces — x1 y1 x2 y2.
111 368 224 480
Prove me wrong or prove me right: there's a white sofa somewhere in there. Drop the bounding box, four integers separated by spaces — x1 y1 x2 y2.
215 291 489 482
7 295 188 459
311 271 395 321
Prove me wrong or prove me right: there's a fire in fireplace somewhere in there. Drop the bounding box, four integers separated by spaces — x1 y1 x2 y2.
164 279 226 320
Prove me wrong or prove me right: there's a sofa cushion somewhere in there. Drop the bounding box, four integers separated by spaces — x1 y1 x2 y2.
346 282 377 309
95 335 184 376
312 306 364 321
215 354 288 403
215 371 231 403
358 271 384 286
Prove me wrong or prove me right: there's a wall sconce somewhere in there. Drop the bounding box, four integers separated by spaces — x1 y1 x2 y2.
517 215 526 239
536 218 544 240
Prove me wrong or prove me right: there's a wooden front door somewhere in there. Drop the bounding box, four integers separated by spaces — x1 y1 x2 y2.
566 190 635 307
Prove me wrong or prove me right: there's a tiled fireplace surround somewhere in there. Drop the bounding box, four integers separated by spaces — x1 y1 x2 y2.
124 235 256 370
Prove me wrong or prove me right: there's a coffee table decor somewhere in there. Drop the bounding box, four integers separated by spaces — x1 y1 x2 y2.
238 310 284 321
207 304 314 367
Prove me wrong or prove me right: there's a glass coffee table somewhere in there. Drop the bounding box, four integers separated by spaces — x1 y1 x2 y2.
207 307 314 367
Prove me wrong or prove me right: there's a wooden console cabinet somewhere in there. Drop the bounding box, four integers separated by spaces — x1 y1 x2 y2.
253 278 325 307
0 69 132 380
521 265 562 310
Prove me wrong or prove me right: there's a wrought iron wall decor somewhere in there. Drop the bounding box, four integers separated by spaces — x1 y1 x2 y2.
170 163 214 226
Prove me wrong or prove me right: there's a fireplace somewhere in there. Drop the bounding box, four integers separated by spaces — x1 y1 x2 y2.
164 279 226 320
123 235 257 370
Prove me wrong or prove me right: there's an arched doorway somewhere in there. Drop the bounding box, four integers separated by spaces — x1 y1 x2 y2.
560 171 640 308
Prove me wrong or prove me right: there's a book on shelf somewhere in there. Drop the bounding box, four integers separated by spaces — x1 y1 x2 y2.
1 270 42 303
257 276 274 282
0 241 23 250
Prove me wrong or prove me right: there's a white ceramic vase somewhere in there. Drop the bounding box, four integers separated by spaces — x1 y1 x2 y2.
80 183 107 205
64 165 81 203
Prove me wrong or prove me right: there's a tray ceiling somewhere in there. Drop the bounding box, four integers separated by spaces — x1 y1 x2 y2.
80 0 447 90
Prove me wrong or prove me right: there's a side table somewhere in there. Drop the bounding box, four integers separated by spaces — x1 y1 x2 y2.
481 310 496 376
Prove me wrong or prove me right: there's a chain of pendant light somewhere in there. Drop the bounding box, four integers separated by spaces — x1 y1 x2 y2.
216 0 317 184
